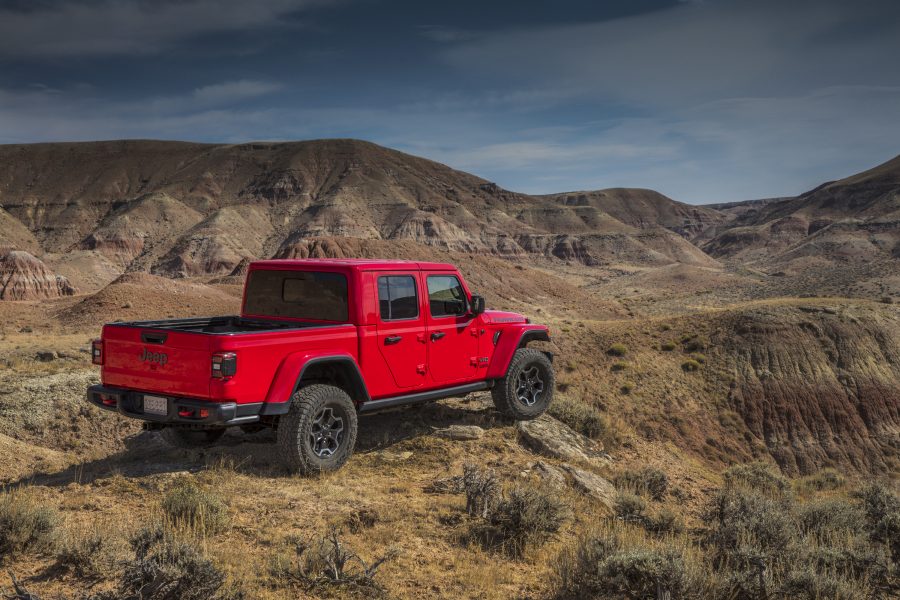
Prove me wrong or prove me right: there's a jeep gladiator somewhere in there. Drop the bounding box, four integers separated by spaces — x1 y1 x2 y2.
86 259 554 473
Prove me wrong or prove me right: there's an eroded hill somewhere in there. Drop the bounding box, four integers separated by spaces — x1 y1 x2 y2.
0 140 717 287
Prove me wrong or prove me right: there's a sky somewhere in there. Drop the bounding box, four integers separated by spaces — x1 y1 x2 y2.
0 0 899 203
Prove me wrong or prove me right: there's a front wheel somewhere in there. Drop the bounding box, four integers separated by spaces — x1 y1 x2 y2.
277 384 358 475
491 348 554 420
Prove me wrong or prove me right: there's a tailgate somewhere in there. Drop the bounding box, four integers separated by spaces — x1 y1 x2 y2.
101 326 212 399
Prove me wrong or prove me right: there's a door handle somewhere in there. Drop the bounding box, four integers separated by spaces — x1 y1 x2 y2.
431 331 446 341
384 336 402 345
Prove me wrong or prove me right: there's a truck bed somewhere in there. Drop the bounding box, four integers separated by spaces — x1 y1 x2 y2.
109 315 327 335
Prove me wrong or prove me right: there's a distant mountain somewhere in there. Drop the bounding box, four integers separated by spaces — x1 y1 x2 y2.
544 188 726 240
702 155 900 269
0 139 716 292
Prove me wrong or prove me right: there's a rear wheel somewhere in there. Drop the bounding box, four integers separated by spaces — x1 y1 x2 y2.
277 384 358 475
160 427 226 448
491 348 554 420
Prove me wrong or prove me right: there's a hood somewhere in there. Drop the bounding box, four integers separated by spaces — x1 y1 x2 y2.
480 309 528 325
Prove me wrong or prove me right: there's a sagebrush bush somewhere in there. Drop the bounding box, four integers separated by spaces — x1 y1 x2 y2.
796 468 845 493
554 532 690 600
271 526 398 593
162 478 228 534
797 498 865 539
548 396 607 439
114 526 236 600
722 462 789 495
614 493 647 523
611 361 628 372
660 341 676 351
620 382 634 395
615 467 669 500
682 336 708 353
479 485 567 557
0 489 58 561
607 343 628 357
55 525 124 579
856 482 900 561
461 463 500 519
644 508 684 536
703 487 795 567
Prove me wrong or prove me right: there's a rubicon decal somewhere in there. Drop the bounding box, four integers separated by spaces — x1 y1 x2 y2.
140 347 168 366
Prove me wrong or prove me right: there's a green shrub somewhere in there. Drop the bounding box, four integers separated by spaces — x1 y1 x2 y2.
619 382 634 395
554 533 689 600
660 324 672 332
681 359 700 372
615 467 669 501
611 361 628 372
856 482 900 561
777 567 871 600
723 462 789 495
660 341 676 351
644 508 684 536
615 467 669 500
0 489 58 560
796 468 845 492
478 485 567 557
682 336 708 353
548 396 608 440
607 344 628 357
703 487 795 566
691 353 706 364
614 493 647 522
798 499 866 539
162 478 228 534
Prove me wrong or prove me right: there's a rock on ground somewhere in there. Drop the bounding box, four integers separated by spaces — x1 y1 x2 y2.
530 461 567 489
516 414 609 467
561 464 617 508
433 424 485 441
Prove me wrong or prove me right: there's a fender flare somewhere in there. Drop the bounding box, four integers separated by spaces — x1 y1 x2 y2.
486 325 552 379
260 352 370 415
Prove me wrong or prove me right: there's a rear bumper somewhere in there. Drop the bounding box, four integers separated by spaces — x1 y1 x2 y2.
86 384 265 427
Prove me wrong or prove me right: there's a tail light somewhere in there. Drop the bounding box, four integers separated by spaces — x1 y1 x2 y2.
211 352 237 379
91 339 104 365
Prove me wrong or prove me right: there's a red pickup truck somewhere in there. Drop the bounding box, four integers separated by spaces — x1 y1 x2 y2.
87 259 554 473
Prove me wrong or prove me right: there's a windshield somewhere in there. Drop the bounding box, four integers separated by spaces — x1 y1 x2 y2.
243 269 349 322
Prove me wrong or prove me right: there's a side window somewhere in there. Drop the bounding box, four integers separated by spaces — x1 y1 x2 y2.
427 275 467 318
377 276 419 321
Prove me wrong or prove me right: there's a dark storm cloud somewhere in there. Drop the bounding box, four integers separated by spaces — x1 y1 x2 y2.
0 0 898 202
0 0 325 57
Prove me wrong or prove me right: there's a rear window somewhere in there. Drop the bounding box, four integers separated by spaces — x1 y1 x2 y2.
243 270 349 321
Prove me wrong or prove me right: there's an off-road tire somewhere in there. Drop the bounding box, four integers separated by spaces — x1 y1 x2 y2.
277 384 358 475
491 348 554 420
160 427 226 448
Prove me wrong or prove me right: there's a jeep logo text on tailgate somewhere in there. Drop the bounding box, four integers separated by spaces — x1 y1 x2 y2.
140 348 168 366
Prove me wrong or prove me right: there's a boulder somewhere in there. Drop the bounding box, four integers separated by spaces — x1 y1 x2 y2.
433 424 485 441
517 414 609 466
531 461 567 489
562 464 617 508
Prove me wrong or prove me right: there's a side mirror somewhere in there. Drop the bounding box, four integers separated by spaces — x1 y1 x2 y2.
470 294 486 315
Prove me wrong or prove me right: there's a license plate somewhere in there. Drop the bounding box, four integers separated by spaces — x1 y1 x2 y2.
143 395 168 415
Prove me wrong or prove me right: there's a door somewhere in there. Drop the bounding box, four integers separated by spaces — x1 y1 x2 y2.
375 274 427 389
425 274 478 383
